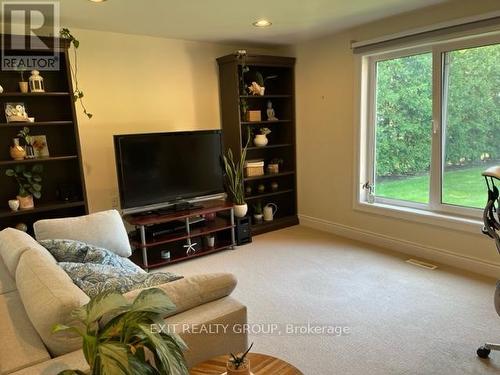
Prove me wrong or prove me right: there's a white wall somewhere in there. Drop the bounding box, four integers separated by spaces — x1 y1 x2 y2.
293 0 500 275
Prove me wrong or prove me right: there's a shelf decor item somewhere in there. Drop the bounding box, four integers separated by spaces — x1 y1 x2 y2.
253 128 271 147
28 70 45 92
253 201 263 224
267 158 283 174
9 138 26 160
263 203 278 222
0 84 3 93
17 127 35 159
223 139 249 218
270 181 279 191
227 343 253 375
5 103 29 122
266 100 278 121
244 159 264 177
247 110 261 122
17 69 28 93
8 199 19 212
32 135 50 158
5 164 43 210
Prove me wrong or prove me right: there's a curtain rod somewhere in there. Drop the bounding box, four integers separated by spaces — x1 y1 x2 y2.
351 10 500 50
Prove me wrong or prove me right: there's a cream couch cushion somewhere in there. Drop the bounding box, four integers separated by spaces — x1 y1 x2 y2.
165 296 247 367
0 228 50 277
10 350 88 375
15 249 90 357
123 273 238 316
34 210 132 257
0 292 50 374
0 259 16 295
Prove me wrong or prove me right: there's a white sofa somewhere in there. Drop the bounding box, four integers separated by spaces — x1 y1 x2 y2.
0 210 247 374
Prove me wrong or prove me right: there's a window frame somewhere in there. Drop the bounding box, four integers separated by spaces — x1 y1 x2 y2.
357 32 500 228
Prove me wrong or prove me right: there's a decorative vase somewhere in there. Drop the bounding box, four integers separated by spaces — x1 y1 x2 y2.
10 138 26 160
227 359 251 375
270 181 279 191
234 203 248 218
17 195 34 210
8 199 20 212
257 184 265 193
0 84 3 93
15 223 28 232
18 82 28 93
253 134 268 147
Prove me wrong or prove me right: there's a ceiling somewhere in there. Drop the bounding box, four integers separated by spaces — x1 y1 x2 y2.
39 0 448 45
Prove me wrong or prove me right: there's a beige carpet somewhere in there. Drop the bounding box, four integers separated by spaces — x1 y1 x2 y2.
160 225 500 374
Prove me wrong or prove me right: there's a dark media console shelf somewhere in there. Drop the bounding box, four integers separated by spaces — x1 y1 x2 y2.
123 199 235 271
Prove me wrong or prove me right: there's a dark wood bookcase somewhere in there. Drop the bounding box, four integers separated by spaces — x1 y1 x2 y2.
217 54 298 235
0 35 88 233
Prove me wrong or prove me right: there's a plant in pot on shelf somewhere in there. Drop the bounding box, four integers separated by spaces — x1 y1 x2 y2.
252 201 263 224
253 127 271 147
17 127 36 159
5 164 43 210
227 342 253 375
17 68 28 93
248 72 278 96
52 288 188 375
223 135 250 218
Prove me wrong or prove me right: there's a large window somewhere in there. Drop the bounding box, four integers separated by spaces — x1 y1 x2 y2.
363 35 500 217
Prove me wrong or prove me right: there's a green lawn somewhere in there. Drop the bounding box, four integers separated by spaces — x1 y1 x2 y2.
376 165 493 208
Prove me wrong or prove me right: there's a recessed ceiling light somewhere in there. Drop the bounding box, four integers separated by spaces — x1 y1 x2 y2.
253 20 272 28
89 0 107 3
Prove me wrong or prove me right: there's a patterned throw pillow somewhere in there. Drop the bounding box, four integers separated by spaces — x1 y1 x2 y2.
39 239 143 274
59 262 182 298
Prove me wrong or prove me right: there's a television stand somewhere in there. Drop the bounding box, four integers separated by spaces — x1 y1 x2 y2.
157 201 203 214
123 199 236 271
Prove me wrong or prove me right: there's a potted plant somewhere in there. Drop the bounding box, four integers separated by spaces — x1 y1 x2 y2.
223 134 250 218
253 72 278 96
17 68 28 93
53 288 188 375
5 164 43 210
227 343 253 375
60 28 93 119
17 127 35 159
254 128 271 147
253 201 263 224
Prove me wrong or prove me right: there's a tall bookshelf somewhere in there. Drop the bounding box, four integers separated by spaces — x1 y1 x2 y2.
0 35 88 233
217 54 298 235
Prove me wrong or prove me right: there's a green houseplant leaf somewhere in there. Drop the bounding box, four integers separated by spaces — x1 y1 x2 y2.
5 164 43 199
53 288 188 375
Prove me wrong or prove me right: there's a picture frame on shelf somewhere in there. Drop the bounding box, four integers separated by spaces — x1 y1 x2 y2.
5 102 29 123
32 135 50 158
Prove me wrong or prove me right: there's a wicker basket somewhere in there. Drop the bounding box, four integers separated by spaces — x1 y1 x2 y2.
244 160 264 177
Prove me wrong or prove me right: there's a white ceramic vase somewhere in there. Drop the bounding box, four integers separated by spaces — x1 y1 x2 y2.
8 199 20 212
234 203 248 218
254 134 268 147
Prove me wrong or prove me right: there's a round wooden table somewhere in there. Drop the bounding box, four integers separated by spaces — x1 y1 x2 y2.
190 353 303 375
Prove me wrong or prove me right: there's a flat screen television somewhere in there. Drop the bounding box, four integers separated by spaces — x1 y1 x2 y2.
114 130 224 213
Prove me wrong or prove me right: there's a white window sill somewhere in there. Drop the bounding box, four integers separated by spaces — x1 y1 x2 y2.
354 201 484 235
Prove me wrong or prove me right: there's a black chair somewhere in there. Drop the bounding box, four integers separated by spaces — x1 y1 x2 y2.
477 166 500 359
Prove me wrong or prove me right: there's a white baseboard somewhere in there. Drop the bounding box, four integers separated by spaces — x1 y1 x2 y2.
299 214 500 278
